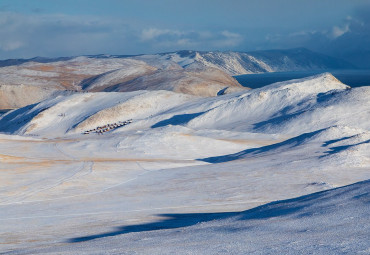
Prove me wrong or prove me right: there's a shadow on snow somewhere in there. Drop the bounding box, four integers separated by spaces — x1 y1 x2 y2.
151 112 204 128
67 179 369 243
198 127 369 164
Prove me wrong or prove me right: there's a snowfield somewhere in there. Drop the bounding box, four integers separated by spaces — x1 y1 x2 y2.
8 180 370 255
0 73 369 254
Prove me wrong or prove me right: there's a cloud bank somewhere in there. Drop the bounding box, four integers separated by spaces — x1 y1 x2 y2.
0 12 244 59
0 1 369 67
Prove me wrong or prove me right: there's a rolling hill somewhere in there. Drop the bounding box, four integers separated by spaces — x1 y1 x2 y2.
1 72 369 254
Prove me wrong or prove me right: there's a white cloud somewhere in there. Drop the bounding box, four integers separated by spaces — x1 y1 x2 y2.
139 28 243 49
176 38 192 46
331 24 350 38
0 11 135 58
140 28 182 41
221 30 241 39
216 30 243 47
0 41 23 51
0 12 245 58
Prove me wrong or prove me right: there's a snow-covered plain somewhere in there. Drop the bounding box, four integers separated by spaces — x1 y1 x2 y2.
0 73 369 254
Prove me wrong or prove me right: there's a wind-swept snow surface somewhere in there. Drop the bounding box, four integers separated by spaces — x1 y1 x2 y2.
0 73 369 254
9 180 370 255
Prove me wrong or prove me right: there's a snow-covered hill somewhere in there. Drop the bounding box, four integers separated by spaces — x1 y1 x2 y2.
0 73 353 136
0 57 160 109
0 73 369 254
0 84 57 109
0 90 196 137
1 72 369 167
97 66 245 97
0 54 246 109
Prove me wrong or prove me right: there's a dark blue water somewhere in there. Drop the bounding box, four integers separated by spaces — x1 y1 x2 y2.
235 69 370 89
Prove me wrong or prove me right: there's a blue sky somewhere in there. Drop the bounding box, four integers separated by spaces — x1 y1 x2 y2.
0 0 369 66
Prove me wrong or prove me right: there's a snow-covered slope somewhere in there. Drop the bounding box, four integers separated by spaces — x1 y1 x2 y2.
0 57 158 109
79 59 157 91
0 90 195 136
182 73 358 133
184 73 370 136
0 57 156 89
112 72 358 135
201 125 370 170
0 84 57 109
11 180 369 255
101 66 245 97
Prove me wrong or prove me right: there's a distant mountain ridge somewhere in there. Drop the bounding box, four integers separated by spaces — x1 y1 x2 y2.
149 48 356 75
0 54 245 109
0 48 355 109
0 48 355 75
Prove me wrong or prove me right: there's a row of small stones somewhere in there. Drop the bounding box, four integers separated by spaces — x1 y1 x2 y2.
83 120 132 134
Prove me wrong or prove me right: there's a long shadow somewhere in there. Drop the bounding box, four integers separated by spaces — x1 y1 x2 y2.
79 69 118 90
198 128 326 163
0 103 43 133
67 179 369 243
316 89 350 104
151 112 204 128
253 110 303 131
199 127 370 164
320 139 370 158
322 136 354 147
68 212 236 243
